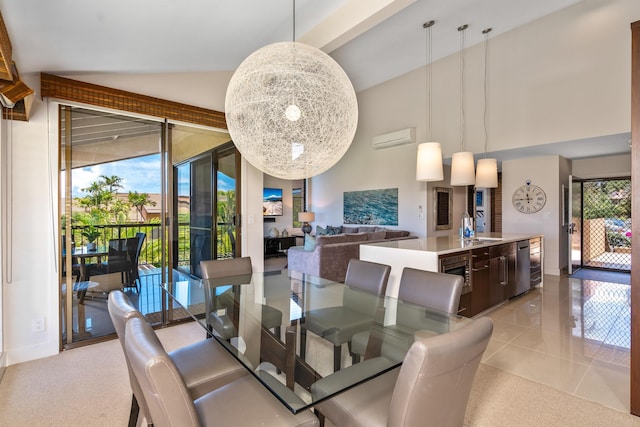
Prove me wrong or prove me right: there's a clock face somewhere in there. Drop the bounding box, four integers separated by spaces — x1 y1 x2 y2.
512 183 546 214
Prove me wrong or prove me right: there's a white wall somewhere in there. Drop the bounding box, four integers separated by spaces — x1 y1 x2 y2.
1 73 60 364
501 155 567 275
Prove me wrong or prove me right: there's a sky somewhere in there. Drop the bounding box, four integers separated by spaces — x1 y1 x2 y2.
71 153 235 198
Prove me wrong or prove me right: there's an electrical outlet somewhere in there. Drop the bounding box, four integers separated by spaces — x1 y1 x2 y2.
32 317 45 333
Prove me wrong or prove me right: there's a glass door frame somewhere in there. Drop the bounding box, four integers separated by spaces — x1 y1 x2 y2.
568 175 583 274
171 142 241 279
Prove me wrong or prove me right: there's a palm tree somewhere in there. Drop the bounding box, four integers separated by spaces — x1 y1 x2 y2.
128 191 156 222
101 175 124 194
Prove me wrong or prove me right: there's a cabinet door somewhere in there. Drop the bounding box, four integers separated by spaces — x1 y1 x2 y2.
490 243 517 303
489 256 506 306
470 249 490 316
505 251 517 299
458 292 472 317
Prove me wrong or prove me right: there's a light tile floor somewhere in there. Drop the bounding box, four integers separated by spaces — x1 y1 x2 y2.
482 273 630 412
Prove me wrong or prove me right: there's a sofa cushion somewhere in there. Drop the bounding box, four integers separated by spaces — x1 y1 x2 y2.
367 231 387 241
316 233 368 246
385 230 410 239
357 226 386 233
342 226 360 234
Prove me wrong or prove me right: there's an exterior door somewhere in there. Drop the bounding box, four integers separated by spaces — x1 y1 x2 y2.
568 175 583 274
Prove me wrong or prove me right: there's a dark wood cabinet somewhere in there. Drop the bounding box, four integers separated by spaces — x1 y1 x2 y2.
470 248 490 317
489 242 516 304
264 236 296 258
458 292 472 317
439 240 537 318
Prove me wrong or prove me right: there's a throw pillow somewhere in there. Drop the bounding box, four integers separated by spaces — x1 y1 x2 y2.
304 234 316 251
316 225 328 236
327 225 343 235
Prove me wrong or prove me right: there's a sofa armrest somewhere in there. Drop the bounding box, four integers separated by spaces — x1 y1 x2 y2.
287 246 321 277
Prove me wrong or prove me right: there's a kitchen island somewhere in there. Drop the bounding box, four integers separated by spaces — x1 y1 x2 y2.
360 233 543 317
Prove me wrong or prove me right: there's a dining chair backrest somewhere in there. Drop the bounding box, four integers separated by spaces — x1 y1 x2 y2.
125 317 200 427
342 259 391 316
200 257 253 280
387 317 493 427
398 268 463 315
107 290 152 424
134 232 146 264
107 237 138 273
130 232 146 284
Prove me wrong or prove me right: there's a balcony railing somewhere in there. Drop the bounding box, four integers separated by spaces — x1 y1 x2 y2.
67 222 235 268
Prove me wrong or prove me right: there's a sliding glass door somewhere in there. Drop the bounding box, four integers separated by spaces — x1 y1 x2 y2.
59 106 163 347
173 142 240 278
59 107 236 347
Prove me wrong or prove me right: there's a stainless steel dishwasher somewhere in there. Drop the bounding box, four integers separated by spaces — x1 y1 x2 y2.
516 240 531 296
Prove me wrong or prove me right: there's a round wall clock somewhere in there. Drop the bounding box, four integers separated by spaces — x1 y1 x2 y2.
512 180 546 214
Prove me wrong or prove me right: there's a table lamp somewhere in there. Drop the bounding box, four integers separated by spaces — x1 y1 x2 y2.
299 211 315 235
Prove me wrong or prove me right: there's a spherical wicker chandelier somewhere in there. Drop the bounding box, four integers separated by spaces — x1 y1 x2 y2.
225 41 358 180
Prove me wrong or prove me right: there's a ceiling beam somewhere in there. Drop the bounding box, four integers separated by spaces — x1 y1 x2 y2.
299 0 416 53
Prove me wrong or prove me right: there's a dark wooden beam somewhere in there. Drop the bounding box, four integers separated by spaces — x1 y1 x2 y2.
40 73 228 130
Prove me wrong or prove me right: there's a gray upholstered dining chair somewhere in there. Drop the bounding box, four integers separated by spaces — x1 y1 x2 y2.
312 316 494 427
108 290 247 427
350 267 463 362
200 257 283 341
124 316 319 427
299 259 391 372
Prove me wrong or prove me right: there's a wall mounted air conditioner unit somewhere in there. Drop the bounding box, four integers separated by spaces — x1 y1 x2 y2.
372 127 416 149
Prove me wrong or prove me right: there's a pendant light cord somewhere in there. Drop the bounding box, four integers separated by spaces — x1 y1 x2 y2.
292 0 296 42
483 28 492 158
458 25 468 151
424 21 434 141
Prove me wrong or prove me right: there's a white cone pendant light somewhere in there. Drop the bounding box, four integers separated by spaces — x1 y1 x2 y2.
451 151 476 186
450 24 475 186
475 27 498 188
475 158 498 188
416 21 443 182
417 142 443 181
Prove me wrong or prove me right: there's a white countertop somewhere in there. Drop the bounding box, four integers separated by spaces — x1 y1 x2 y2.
362 233 542 256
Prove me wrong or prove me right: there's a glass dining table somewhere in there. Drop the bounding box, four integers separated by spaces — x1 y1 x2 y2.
161 269 469 414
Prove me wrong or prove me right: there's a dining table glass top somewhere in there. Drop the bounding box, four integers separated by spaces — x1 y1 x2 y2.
162 269 469 413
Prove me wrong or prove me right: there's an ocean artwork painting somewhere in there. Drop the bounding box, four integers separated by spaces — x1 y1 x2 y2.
344 188 398 225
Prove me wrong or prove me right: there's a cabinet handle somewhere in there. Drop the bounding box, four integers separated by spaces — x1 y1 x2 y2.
500 255 508 285
471 265 489 272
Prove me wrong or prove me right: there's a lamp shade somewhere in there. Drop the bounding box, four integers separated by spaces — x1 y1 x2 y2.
475 158 498 188
450 151 475 186
225 42 358 180
416 142 444 181
298 212 315 223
